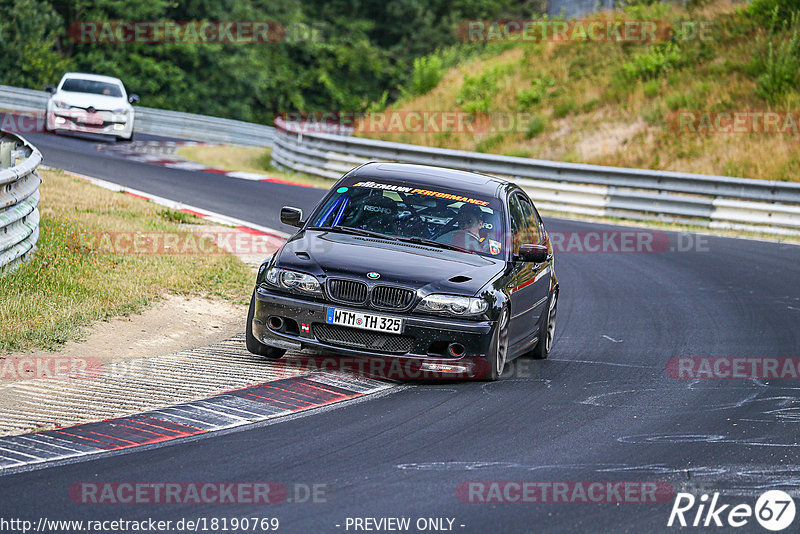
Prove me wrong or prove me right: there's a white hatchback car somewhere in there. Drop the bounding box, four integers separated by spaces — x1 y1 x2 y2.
45 73 139 141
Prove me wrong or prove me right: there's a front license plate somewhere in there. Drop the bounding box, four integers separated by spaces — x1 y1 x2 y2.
78 113 103 125
326 308 404 334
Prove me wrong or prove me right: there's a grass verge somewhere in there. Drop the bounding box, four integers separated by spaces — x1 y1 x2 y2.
175 144 334 188
0 169 253 352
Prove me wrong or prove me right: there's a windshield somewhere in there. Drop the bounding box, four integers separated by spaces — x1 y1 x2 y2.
310 178 506 258
61 78 123 97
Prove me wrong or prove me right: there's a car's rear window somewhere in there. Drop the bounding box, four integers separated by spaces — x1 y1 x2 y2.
61 79 123 97
310 178 506 258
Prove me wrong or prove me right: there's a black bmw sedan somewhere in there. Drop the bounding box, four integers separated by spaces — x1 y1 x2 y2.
246 162 558 380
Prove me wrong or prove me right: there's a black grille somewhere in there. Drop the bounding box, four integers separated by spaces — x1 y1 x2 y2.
328 279 368 304
312 324 413 354
371 286 415 309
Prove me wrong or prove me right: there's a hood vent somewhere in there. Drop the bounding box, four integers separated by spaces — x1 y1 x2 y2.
352 236 443 252
449 275 471 283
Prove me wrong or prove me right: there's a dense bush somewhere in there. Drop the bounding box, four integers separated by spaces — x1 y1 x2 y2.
747 0 800 25
517 77 555 109
407 55 445 96
752 13 800 102
620 42 685 80
457 70 499 113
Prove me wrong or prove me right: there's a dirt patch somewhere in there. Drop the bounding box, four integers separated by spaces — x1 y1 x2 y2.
575 118 649 160
3 294 245 367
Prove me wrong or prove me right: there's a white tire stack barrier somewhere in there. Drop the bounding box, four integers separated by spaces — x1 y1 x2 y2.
0 131 42 274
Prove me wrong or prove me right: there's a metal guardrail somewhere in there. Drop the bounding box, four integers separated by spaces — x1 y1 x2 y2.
3 83 799 236
0 85 275 147
271 117 800 236
0 131 42 273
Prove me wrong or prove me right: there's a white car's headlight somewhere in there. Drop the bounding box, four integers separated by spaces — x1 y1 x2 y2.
54 100 69 109
264 267 322 296
416 294 488 316
113 108 129 114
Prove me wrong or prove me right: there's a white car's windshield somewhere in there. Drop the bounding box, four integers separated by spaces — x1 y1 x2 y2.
61 78 123 97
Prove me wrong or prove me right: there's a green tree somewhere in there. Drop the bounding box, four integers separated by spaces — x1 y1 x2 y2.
0 0 71 89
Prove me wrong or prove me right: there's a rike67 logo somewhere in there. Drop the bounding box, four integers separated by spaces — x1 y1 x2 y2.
668 490 796 531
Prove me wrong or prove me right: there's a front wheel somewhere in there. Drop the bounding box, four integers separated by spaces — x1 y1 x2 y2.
484 306 509 381
529 290 557 360
245 291 285 360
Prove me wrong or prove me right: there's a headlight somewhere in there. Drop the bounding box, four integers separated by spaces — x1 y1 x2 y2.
264 267 322 296
113 108 129 114
416 294 488 316
54 100 69 109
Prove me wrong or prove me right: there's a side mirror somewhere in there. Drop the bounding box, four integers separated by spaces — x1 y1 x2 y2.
280 206 304 228
518 244 549 263
45 85 56 94
128 94 140 104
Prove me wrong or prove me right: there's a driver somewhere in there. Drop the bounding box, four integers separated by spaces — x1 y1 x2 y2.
447 204 486 252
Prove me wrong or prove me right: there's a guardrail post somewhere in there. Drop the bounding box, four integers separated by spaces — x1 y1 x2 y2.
0 139 11 168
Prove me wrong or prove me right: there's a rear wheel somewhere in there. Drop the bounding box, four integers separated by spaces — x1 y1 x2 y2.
530 290 557 360
484 306 509 381
245 291 285 360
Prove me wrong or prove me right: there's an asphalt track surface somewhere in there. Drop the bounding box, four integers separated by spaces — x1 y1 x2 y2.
2 132 799 533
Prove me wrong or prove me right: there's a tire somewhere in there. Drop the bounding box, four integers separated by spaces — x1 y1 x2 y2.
484 306 510 381
530 290 557 360
245 291 285 360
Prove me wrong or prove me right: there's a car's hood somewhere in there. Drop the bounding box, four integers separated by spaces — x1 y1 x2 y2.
276 230 505 296
52 91 129 110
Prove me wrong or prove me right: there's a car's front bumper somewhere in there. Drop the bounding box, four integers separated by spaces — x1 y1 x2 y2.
47 108 133 137
252 286 496 377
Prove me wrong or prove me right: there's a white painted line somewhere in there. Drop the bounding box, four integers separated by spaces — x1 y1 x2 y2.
226 171 271 181
164 161 212 171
